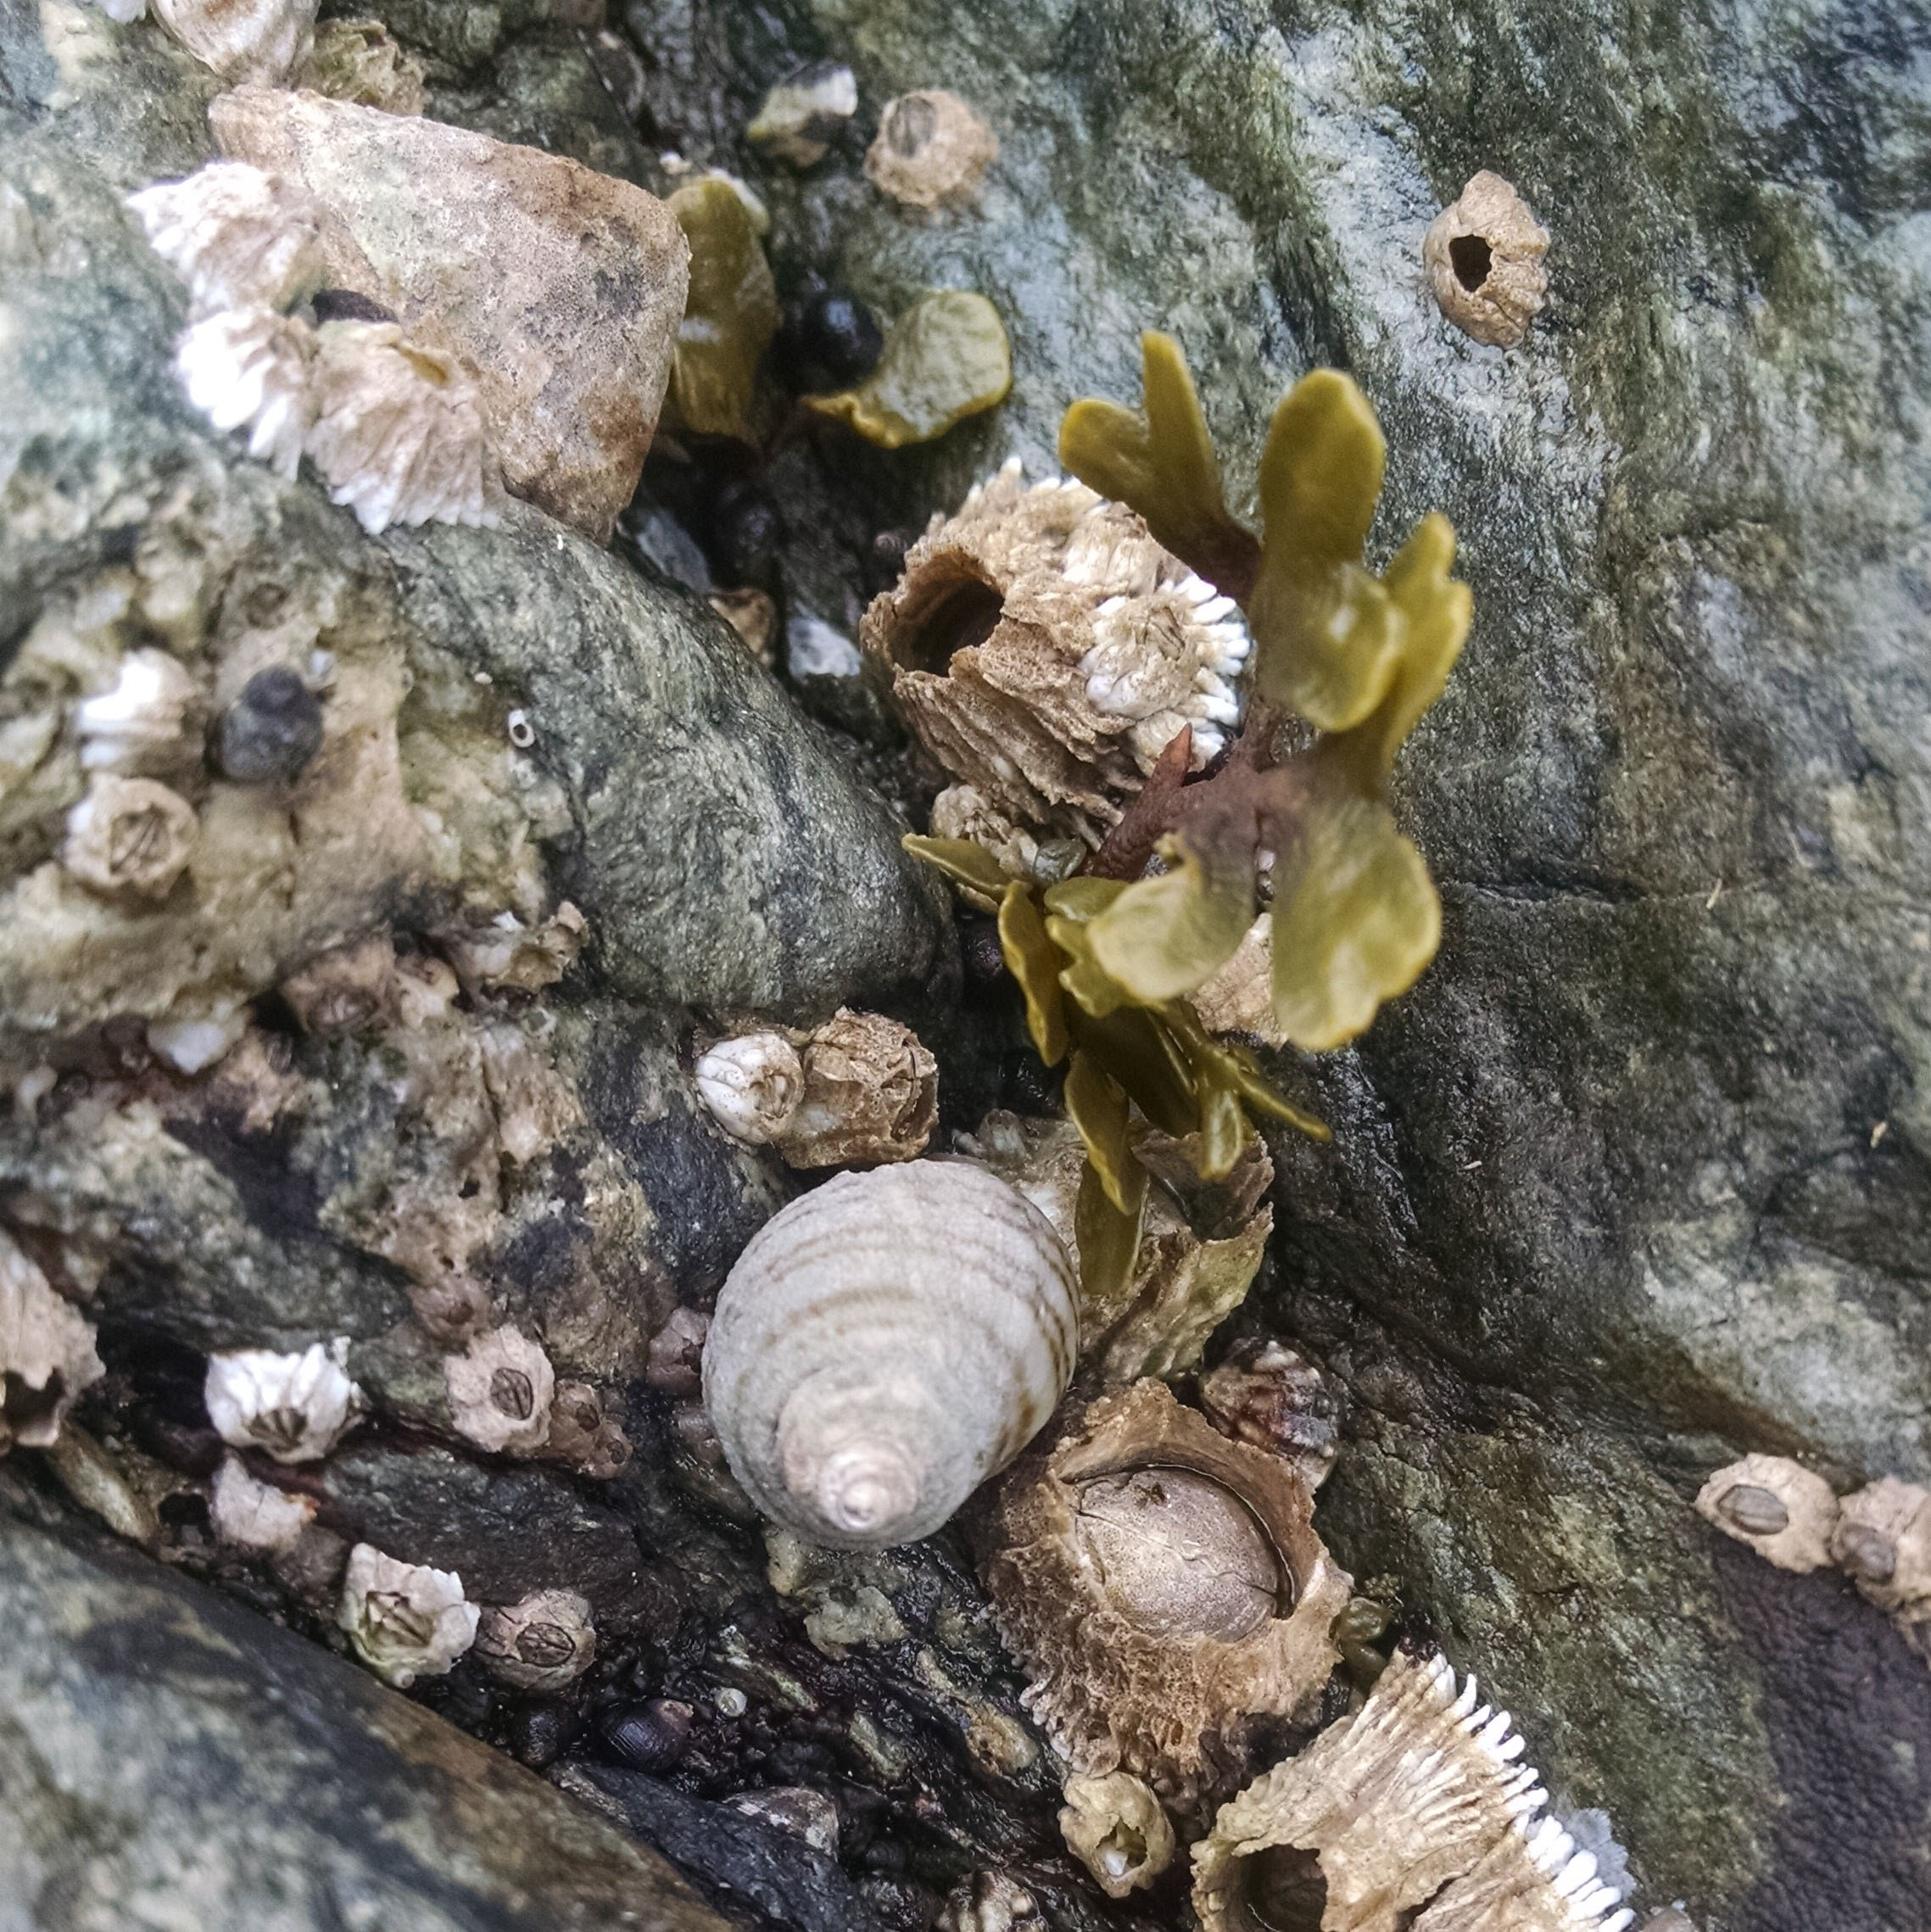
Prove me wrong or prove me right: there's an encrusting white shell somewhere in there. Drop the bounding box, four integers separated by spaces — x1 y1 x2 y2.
305 320 503 533
126 162 324 315
695 1032 804 1145
444 1325 555 1455
204 1338 363 1463
176 303 316 479
702 1161 1078 1548
1694 1453 1839 1572
75 647 202 776
338 1542 479 1686
150 0 318 84
1831 1476 1931 1615
1060 1770 1175 1897
1192 1650 1635 1932
209 1451 317 1550
0 1227 104 1455
475 1587 595 1690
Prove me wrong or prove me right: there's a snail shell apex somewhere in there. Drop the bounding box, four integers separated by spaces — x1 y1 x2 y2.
703 1162 1078 1549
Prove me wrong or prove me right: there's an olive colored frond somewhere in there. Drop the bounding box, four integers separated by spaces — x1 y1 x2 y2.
998 879 1070 1064
1085 833 1256 1003
1074 1152 1147 1312
902 833 1012 903
1065 1051 1139 1214
668 178 778 442
806 292 1010 448
1347 512 1472 777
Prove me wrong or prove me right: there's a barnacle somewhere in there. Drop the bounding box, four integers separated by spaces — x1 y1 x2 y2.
1831 1477 1931 1616
176 302 315 479
983 1378 1351 1801
1201 1338 1341 1491
126 161 324 315
779 1008 937 1168
806 292 1011 449
302 16 425 114
667 176 779 442
74 647 203 777
1192 1650 1634 1932
1424 171 1549 349
745 61 857 168
1694 1452 1839 1572
444 1325 555 1455
279 933 400 1036
62 773 198 901
204 1339 363 1463
475 1588 595 1690
150 0 316 83
695 1032 805 1144
209 1452 317 1550
338 1543 479 1686
1060 1770 1176 1896
865 91 998 209
437 902 587 996
0 1227 103 1455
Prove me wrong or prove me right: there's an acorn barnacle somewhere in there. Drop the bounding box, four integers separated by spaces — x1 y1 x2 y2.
695 1032 804 1145
74 647 204 778
1060 1769 1176 1897
150 0 317 84
338 1543 479 1686
176 303 316 480
475 1587 595 1690
1831 1476 1931 1616
1192 1650 1634 1932
126 161 324 315
861 459 1253 846
865 90 998 209
0 1227 104 1456
1422 170 1549 349
981 1376 1350 1801
1693 1452 1839 1572
204 1338 363 1464
444 1325 555 1455
701 1161 1078 1548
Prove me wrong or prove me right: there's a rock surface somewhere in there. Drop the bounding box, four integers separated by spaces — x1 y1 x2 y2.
0 1495 731 1932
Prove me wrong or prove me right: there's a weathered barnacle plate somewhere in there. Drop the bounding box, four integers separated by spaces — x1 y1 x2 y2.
806 291 1010 449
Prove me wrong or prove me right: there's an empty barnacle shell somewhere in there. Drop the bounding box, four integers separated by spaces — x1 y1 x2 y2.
437 903 587 996
62 773 198 902
0 1227 104 1455
1060 1770 1176 1897
937 1872 1046 1932
475 1587 595 1690
209 1451 317 1550
74 647 203 776
1192 1649 1637 1932
338 1542 480 1686
745 61 858 168
204 1338 363 1463
983 1377 1350 1798
176 302 316 479
126 161 324 315
1422 170 1549 349
1200 1338 1341 1491
865 90 997 209
279 932 400 1036
695 1032 804 1145
862 459 1253 845
780 1008 938 1169
305 320 504 534
703 1160 1078 1548
301 16 426 114
1694 1453 1839 1572
444 1325 555 1455
1831 1476 1931 1614
151 0 317 83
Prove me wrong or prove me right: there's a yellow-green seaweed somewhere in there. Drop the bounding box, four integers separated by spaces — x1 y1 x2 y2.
806 292 1011 449
668 177 779 442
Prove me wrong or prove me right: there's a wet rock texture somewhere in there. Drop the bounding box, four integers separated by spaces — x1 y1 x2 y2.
2 0 1928 1929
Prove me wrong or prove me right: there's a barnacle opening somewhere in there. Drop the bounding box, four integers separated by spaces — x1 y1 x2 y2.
1447 232 1492 292
886 569 1006 675
3 1368 69 1442
1234 1843 1328 1932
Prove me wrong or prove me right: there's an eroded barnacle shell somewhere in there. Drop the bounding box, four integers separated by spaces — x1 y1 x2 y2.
865 90 997 209
437 902 586 995
305 320 504 534
444 1325 555 1455
703 1161 1078 1548
694 1032 804 1145
176 303 316 479
1422 170 1549 349
1201 1338 1341 1492
74 647 203 777
780 1008 937 1169
1192 1650 1621 1932
928 784 1079 898
280 932 400 1036
475 1587 595 1690
1694 1453 1839 1572
151 0 317 83
984 1377 1349 1799
62 774 198 902
0 1227 103 1455
204 1339 363 1463
338 1542 479 1686
1060 1770 1176 1897
862 460 1253 844
126 162 324 315
302 16 426 114
1831 1477 1931 1615
746 61 857 167
209 1451 317 1550
545 1380 632 1478
937 1873 1046 1932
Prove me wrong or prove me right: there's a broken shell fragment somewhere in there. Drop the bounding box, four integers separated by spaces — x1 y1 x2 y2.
62 774 198 902
723 1785 841 1855
862 461 1252 844
176 302 315 479
806 291 1010 449
1831 1477 1931 1614
204 1340 363 1464
127 162 324 315
151 0 317 83
746 61 858 168
866 91 997 209
301 16 425 114
695 1032 804 1145
209 1452 317 1550
475 1587 595 1690
1060 1769 1175 1897
75 647 203 777
306 320 504 533
1694 1453 1839 1572
1193 1649 1633 1932
444 1325 555 1455
1200 1338 1341 1491
338 1543 479 1686
0 1227 104 1455
1422 170 1549 349
984 1378 1350 1796
703 1161 1077 1547
781 1009 937 1168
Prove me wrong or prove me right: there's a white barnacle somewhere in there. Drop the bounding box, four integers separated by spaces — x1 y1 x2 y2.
304 321 503 534
62 773 198 902
694 1032 804 1146
150 0 316 84
0 1227 104 1455
1694 1452 1839 1572
126 162 324 315
209 1451 317 1551
74 647 202 776
475 1588 595 1690
176 303 316 479
338 1542 479 1686
204 1338 363 1463
444 1325 555 1455
865 90 997 209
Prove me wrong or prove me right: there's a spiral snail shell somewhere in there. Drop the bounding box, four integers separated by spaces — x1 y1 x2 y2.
702 1162 1078 1549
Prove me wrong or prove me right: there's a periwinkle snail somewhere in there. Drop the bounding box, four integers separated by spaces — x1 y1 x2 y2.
701 1161 1077 1549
